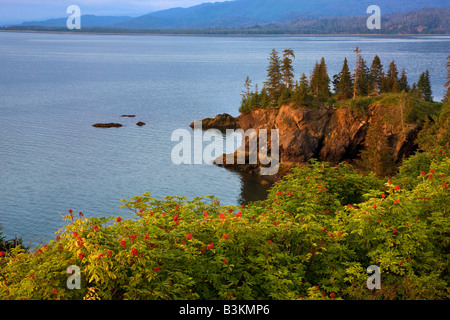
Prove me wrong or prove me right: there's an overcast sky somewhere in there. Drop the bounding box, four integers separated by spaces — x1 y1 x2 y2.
0 0 232 25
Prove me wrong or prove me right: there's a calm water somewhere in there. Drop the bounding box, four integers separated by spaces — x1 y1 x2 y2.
0 32 448 246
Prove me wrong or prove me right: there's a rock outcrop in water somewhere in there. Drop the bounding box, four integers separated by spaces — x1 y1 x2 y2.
190 113 238 130
92 123 123 128
200 103 420 178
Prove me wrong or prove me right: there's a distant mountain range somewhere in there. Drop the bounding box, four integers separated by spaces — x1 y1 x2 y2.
20 15 132 28
7 0 450 34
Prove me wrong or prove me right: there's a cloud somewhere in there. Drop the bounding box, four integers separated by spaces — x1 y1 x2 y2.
0 0 232 24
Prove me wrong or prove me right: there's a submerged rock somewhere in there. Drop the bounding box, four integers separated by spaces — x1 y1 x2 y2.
121 115 136 118
136 122 146 126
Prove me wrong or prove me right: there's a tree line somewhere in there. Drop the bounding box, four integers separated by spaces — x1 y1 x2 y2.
239 47 434 113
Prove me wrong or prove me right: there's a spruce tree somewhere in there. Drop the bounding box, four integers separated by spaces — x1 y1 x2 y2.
281 49 295 91
417 70 433 102
399 68 410 92
369 55 383 94
292 73 310 106
380 72 390 93
387 60 400 93
354 56 369 97
242 76 252 100
336 57 353 100
310 61 321 97
353 46 362 99
264 49 283 107
318 57 331 99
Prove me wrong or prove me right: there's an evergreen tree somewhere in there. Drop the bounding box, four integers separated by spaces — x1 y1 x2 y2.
398 68 410 92
353 46 362 99
318 57 331 99
281 49 295 91
260 86 270 108
310 61 321 97
417 70 433 102
332 74 340 93
336 57 353 100
292 73 311 106
379 72 391 94
353 56 369 97
368 55 383 94
242 76 252 100
387 60 400 93
264 49 283 107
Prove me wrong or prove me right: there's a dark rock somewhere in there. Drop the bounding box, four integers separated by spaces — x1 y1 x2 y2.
121 115 136 117
92 123 123 128
190 113 238 130
136 122 146 126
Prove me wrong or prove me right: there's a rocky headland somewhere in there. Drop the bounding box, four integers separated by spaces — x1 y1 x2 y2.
193 102 421 180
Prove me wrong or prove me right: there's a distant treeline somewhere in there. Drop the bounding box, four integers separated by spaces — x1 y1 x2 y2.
1 8 448 35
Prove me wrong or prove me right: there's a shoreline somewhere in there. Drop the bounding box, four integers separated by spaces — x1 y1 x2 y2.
1 29 449 38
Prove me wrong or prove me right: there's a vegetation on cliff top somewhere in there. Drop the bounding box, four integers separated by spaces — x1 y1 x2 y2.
240 47 438 114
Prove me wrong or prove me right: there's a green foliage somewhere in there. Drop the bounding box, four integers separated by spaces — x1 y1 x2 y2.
1 157 448 300
368 55 383 94
445 56 450 102
265 49 283 107
416 101 450 155
335 58 353 100
417 70 433 102
354 55 370 97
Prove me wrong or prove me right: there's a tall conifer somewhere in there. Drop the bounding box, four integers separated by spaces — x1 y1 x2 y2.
336 57 353 100
264 49 283 106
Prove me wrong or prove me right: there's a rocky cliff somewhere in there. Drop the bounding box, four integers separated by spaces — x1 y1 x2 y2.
210 103 420 178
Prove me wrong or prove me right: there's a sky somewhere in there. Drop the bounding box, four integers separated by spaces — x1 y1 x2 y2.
0 0 233 25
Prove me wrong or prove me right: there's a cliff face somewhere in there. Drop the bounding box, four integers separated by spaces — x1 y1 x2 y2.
234 104 419 170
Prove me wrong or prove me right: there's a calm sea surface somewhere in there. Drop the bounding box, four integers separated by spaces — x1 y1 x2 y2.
0 32 448 246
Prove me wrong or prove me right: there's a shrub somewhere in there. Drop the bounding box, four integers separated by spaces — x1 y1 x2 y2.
1 158 448 300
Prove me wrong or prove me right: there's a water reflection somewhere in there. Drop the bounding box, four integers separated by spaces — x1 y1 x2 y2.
226 166 273 206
